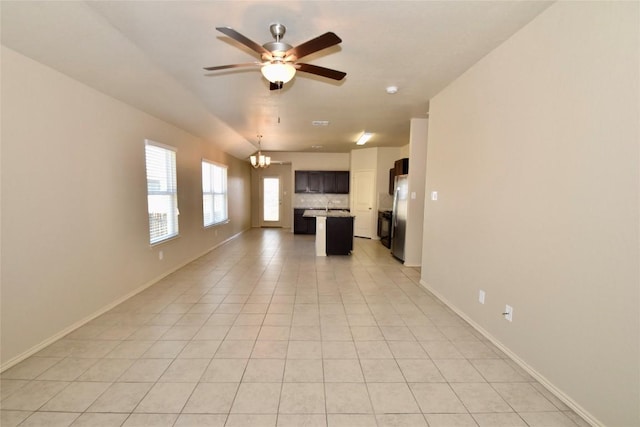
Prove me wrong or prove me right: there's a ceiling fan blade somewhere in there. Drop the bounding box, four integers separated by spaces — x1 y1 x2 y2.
216 27 271 57
296 63 346 81
203 62 261 71
286 32 342 60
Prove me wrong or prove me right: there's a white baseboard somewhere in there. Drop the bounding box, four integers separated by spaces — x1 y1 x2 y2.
419 279 603 427
0 229 248 373
403 263 421 268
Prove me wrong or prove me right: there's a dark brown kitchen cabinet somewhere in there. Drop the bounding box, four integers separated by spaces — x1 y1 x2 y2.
322 172 337 194
293 209 316 234
308 172 322 193
295 171 350 194
326 216 354 255
388 168 395 195
295 171 322 193
389 159 409 195
335 171 350 194
294 171 308 193
395 158 409 175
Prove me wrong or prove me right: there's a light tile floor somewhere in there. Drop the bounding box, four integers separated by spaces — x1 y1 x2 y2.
1 229 590 427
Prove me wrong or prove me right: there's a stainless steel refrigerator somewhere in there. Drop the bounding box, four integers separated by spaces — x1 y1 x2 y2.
391 174 408 262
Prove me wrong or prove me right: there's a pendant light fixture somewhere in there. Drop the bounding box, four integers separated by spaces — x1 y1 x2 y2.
250 134 271 168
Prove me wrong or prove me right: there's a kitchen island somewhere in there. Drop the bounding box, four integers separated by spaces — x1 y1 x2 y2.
303 210 355 256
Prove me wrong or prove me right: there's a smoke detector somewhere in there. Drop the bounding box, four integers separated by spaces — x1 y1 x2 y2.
385 86 399 94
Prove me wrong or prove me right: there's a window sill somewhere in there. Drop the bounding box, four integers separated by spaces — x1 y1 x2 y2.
149 234 180 248
204 219 230 230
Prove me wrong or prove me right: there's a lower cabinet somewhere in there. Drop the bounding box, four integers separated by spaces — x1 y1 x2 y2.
293 209 316 234
326 217 354 255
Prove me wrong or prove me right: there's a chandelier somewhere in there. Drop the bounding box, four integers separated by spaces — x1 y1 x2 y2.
250 134 271 168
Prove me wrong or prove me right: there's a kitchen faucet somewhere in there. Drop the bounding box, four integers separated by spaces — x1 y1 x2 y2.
325 197 332 212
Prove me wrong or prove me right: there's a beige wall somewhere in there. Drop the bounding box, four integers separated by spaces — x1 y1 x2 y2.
399 144 410 159
422 2 638 426
1 47 252 367
267 151 350 171
405 118 428 267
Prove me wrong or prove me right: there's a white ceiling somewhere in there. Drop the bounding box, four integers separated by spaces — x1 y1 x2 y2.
1 1 551 159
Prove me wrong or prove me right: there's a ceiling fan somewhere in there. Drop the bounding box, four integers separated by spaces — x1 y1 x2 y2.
204 24 346 90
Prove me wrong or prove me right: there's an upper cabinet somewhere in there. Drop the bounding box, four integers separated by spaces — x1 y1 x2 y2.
307 172 323 193
389 168 395 195
395 158 409 175
335 171 350 194
295 171 322 193
294 172 306 193
295 171 350 194
323 172 337 194
389 158 409 194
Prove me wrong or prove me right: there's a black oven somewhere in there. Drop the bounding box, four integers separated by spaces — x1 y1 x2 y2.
378 210 392 248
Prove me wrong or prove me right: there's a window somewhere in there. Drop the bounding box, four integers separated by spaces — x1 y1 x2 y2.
145 140 178 244
202 160 228 227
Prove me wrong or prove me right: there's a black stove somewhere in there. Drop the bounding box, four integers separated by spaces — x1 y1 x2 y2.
378 210 392 248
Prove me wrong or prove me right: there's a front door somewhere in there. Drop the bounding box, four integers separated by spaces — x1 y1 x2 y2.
261 176 282 227
352 169 375 238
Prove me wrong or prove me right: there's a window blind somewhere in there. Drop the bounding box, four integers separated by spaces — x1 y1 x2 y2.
145 141 178 244
202 160 228 227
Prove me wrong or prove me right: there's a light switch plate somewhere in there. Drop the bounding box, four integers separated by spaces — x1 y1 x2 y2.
504 305 513 322
431 191 438 201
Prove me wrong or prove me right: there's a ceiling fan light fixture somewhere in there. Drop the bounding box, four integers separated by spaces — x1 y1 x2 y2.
261 62 296 84
356 132 373 145
205 25 346 91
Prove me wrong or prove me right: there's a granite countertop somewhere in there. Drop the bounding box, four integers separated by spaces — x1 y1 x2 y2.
303 209 354 218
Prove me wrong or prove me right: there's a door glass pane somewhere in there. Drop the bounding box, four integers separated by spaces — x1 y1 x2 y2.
263 177 280 222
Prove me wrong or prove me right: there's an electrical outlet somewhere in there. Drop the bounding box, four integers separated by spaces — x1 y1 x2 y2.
158 250 163 260
479 290 486 304
503 305 513 322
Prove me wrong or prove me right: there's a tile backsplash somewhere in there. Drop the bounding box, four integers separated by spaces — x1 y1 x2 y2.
378 192 393 211
294 193 350 209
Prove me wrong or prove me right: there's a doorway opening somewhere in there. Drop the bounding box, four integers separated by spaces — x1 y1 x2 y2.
262 176 282 227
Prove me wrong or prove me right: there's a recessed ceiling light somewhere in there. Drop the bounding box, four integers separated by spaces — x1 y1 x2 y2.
386 86 399 94
312 120 330 126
